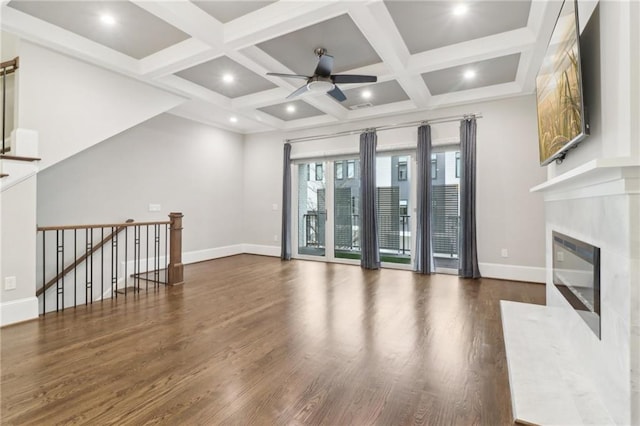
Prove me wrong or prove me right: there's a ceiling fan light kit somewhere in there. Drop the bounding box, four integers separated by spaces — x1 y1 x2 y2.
266 47 377 102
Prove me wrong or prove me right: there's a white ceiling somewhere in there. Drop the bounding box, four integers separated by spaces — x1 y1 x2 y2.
1 0 562 134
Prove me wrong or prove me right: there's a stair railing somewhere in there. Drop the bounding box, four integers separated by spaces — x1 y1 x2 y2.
36 212 184 315
1 57 19 154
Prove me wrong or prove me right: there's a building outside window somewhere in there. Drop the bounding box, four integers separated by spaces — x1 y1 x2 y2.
335 162 344 180
347 160 355 179
455 152 461 178
315 163 324 181
398 158 408 181
431 154 437 179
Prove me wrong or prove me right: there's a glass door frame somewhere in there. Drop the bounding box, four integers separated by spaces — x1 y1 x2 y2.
291 151 417 271
292 157 358 266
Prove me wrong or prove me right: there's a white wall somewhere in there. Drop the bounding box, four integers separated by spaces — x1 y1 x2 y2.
0 174 38 325
37 113 245 255
243 95 547 281
536 2 639 423
18 41 186 170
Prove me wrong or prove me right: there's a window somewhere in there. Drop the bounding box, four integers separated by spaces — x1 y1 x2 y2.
398 158 408 181
347 160 355 179
315 163 324 181
455 152 461 178
335 162 344 180
431 154 437 180
399 200 408 216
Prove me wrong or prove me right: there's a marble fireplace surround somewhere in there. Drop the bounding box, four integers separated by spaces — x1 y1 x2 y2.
502 157 639 425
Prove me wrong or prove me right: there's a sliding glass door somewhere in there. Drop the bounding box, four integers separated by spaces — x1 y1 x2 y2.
376 154 412 265
297 161 326 257
293 155 413 268
334 159 361 261
431 147 461 272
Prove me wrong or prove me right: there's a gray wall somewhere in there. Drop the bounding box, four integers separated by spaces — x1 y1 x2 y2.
243 95 548 279
37 113 245 253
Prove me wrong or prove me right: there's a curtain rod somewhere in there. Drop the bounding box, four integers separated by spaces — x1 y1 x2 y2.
286 112 482 144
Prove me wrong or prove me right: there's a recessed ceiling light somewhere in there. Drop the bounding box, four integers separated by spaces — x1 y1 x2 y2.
362 90 372 99
286 105 296 113
229 116 238 123
100 14 116 26
464 69 476 80
222 74 234 83
453 4 468 16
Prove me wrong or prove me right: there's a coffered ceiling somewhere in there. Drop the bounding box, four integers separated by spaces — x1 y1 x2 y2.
1 0 562 134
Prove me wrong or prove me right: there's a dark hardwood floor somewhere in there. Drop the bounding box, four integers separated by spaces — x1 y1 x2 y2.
1 255 545 425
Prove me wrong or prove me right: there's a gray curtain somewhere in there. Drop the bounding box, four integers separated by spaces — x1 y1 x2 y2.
459 119 481 278
414 125 434 274
359 130 380 269
281 142 292 260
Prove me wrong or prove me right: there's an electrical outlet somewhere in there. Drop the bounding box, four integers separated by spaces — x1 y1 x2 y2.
557 251 564 262
148 204 161 212
4 276 16 291
501 249 509 258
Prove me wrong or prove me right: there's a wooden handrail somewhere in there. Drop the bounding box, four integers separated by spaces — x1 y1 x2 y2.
0 155 41 162
38 220 170 232
0 57 19 75
36 219 134 297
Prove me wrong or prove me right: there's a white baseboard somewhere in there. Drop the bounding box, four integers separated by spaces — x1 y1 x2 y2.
1 297 38 327
242 244 280 257
183 245 244 264
479 262 546 283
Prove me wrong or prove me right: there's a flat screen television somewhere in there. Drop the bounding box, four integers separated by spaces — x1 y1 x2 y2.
536 0 589 166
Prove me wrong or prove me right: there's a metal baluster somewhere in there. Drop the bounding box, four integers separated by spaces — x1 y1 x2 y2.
124 226 128 296
164 223 168 285
155 224 160 285
2 67 6 153
112 227 118 299
42 231 46 315
86 228 93 305
146 225 149 291
101 227 104 301
134 225 140 291
74 229 77 308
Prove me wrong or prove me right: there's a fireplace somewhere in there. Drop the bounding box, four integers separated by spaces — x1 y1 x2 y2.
552 231 601 338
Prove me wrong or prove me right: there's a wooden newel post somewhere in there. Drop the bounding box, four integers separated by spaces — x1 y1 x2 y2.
168 212 184 286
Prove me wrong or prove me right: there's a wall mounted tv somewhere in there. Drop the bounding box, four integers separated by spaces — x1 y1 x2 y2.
536 0 590 166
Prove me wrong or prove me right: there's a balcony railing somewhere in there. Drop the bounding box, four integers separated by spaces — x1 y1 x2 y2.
301 213 411 255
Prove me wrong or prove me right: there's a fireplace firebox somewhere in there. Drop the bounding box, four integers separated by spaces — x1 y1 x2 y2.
552 231 601 338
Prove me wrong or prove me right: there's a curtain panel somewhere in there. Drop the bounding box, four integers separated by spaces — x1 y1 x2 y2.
281 142 292 260
414 125 434 274
359 131 380 269
459 119 481 278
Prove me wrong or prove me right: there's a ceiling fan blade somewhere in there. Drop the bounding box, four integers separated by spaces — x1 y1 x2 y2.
314 54 334 77
287 84 310 99
332 74 378 84
327 85 346 102
267 72 310 80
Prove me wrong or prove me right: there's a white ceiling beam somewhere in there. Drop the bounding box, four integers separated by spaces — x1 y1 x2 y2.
346 100 416 121
407 27 536 75
224 1 350 50
518 0 563 93
140 39 221 78
0 6 138 74
131 1 224 49
347 2 432 108
156 75 231 108
232 88 293 110
425 82 524 110
282 114 340 131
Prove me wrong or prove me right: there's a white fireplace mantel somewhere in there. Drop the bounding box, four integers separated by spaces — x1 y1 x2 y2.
530 157 640 199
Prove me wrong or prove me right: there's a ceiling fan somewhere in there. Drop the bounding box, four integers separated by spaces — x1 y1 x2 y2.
266 48 377 102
